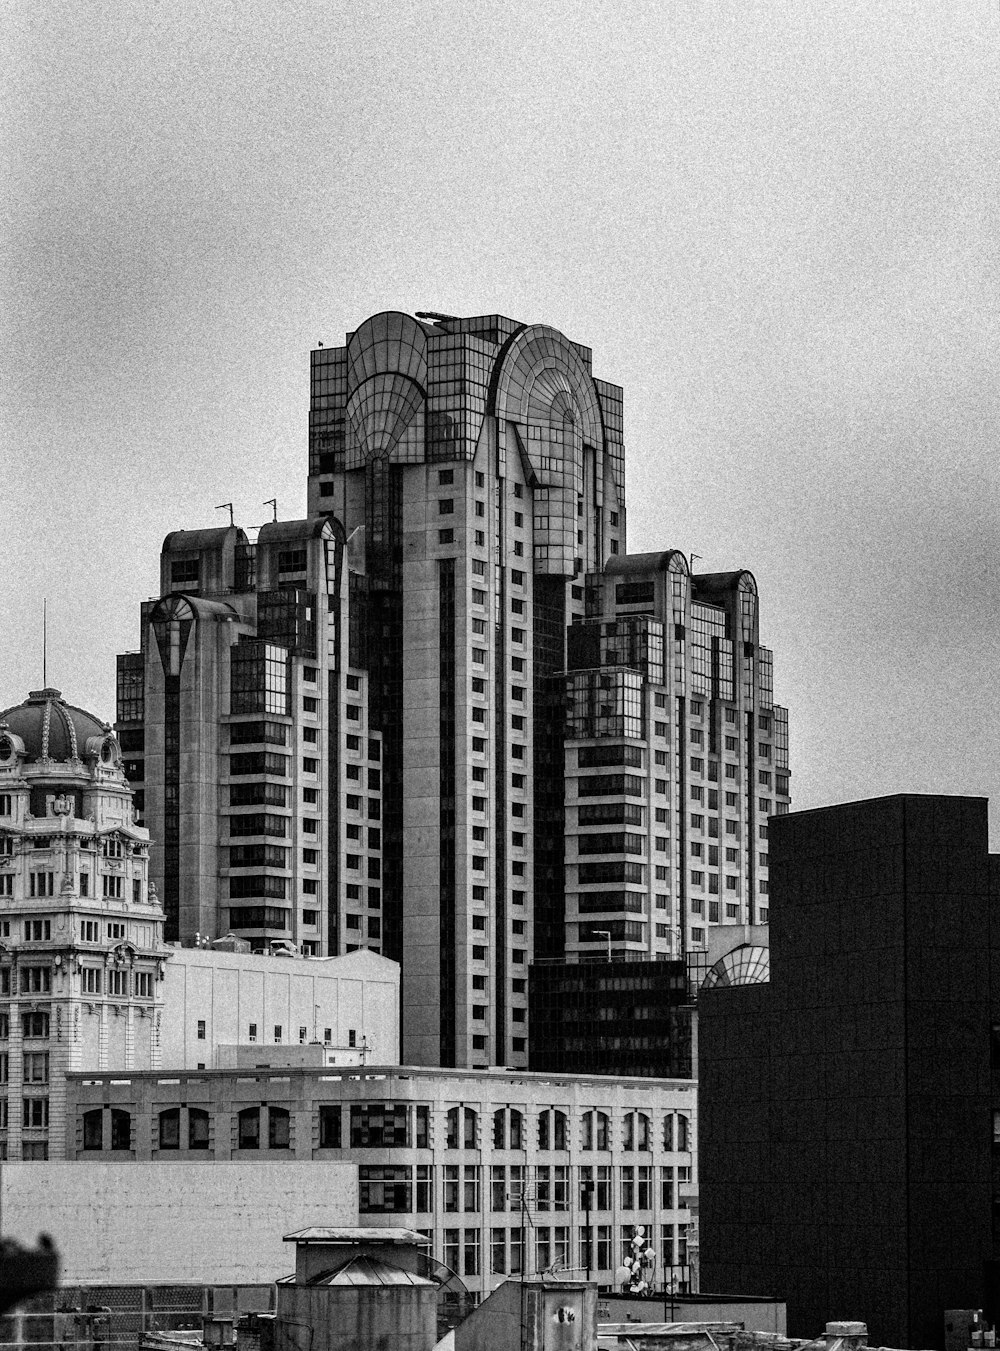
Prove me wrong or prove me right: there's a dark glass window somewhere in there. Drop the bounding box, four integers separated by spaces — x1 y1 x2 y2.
110 1109 131 1151
269 1107 290 1149
359 1166 412 1213
238 1107 260 1149
319 1105 342 1148
82 1108 103 1150
189 1108 210 1150
159 1107 181 1150
350 1102 410 1148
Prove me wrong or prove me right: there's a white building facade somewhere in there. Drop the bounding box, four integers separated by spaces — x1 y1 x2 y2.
64 1063 695 1298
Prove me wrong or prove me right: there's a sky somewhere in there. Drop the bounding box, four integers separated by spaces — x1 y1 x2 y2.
3 0 999 834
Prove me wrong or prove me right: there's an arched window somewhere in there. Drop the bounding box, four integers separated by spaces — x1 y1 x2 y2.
493 1109 505 1150
553 1111 568 1151
510 1109 523 1151
538 1111 549 1151
158 1107 181 1151
189 1108 210 1151
583 1110 610 1151
446 1106 477 1149
677 1114 690 1152
663 1114 674 1151
268 1106 290 1150
110 1109 131 1151
637 1113 651 1151
238 1106 259 1150
82 1108 103 1151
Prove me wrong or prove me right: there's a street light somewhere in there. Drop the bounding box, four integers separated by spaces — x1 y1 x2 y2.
593 930 612 963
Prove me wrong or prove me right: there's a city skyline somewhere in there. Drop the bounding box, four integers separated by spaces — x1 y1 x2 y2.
107 308 786 1070
5 1 1000 838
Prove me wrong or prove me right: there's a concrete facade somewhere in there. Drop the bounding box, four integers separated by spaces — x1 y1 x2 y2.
0 1160 356 1283
161 946 399 1067
62 1062 695 1299
698 794 999 1349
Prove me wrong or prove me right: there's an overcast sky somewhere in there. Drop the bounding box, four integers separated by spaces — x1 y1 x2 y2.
3 0 999 835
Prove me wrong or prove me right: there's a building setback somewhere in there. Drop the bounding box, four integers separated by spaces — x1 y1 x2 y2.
118 309 790 1069
698 794 999 1351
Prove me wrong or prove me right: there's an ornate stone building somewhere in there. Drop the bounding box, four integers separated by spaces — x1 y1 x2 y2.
0 687 166 1159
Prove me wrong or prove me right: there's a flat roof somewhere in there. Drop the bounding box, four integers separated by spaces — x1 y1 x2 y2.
283 1227 429 1245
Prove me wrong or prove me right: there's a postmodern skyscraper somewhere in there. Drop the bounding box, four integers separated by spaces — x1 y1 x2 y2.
119 309 790 1070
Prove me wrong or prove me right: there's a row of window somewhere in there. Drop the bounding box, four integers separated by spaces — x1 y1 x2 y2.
481 1222 689 1280
0 1097 52 1129
22 872 141 902
0 1052 49 1082
434 1221 689 1281
358 1162 693 1216
76 1103 692 1155
0 967 153 997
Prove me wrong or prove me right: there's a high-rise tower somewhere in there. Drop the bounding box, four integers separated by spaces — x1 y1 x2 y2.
308 312 626 1067
121 309 790 1072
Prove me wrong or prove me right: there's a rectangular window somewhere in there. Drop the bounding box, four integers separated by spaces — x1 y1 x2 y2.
21 1012 48 1039
359 1166 412 1213
22 967 52 994
23 1097 49 1129
23 1052 48 1084
318 1105 341 1148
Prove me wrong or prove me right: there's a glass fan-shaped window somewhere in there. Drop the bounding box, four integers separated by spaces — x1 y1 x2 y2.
701 943 769 988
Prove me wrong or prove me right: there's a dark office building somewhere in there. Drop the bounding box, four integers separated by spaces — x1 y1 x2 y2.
528 958 693 1078
699 794 1000 1350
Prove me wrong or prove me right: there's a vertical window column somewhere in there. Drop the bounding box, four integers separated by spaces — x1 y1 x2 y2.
439 559 456 1066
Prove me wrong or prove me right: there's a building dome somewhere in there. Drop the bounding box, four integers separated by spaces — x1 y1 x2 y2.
0 688 114 765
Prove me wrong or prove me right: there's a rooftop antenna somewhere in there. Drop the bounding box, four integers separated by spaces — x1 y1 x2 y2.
42 598 47 687
689 553 702 574
215 502 234 527
263 498 278 522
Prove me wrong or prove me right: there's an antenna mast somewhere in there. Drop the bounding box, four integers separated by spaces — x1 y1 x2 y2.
42 598 47 686
215 502 235 527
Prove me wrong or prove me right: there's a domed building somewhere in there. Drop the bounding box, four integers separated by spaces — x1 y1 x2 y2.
0 688 166 1160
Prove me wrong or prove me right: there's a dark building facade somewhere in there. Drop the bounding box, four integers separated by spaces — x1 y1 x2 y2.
699 793 999 1350
528 958 694 1079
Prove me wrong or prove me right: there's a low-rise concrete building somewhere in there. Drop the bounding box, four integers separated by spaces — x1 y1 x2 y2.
0 1160 356 1284
63 1063 695 1298
161 945 399 1068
